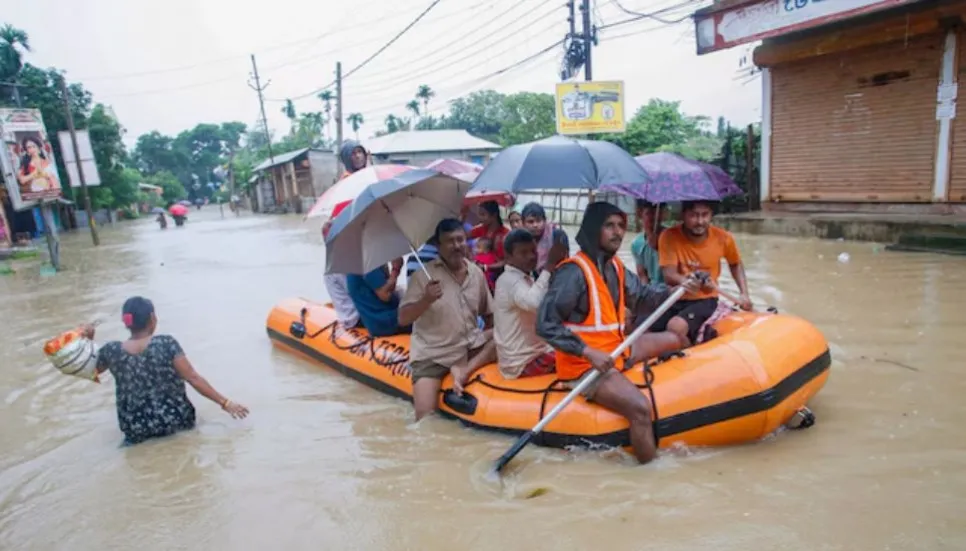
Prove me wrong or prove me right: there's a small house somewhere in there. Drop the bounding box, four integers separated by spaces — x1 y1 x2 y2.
364 130 502 167
251 148 339 214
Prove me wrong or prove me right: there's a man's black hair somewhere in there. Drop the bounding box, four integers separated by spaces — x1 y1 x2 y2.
520 202 546 221
682 200 717 213
122 296 155 332
503 228 535 257
635 199 657 210
434 218 464 242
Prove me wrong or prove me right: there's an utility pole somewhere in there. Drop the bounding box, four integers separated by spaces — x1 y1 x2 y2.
248 54 274 166
60 78 99 248
580 0 594 81
335 61 344 176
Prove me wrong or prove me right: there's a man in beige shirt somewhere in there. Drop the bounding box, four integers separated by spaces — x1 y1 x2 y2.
493 229 569 379
399 218 496 421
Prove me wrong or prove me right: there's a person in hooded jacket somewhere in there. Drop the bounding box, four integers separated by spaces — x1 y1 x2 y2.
536 202 697 464
323 141 368 325
339 139 369 176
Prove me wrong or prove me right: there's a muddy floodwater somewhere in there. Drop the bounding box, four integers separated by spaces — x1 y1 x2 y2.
1 209 964 550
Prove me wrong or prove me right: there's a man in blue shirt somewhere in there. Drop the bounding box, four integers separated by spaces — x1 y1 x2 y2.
630 200 665 284
347 258 412 337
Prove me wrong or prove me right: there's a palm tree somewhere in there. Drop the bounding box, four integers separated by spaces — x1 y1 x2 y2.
385 114 401 134
318 90 334 141
281 99 297 135
299 112 325 145
405 100 420 121
0 25 31 105
416 85 435 118
347 113 364 140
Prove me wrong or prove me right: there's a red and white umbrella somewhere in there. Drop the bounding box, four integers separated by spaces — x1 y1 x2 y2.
424 158 483 177
452 171 515 207
305 164 416 220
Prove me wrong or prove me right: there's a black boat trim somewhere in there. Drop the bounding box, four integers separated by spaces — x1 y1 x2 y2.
267 327 830 449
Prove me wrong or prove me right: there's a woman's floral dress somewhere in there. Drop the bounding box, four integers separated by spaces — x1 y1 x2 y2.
97 335 196 445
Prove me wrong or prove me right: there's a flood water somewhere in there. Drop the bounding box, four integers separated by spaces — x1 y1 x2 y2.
1 208 964 550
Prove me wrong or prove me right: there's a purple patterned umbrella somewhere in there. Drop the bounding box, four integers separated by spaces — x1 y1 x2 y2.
599 152 744 203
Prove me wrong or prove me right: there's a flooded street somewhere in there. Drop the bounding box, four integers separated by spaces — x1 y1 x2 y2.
2 209 965 550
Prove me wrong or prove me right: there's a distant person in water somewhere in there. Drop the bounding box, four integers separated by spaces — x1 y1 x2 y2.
80 297 249 445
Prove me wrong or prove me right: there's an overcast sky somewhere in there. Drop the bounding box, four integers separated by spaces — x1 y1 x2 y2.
4 0 761 148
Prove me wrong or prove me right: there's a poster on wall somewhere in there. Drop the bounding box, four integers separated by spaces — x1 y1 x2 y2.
0 108 63 211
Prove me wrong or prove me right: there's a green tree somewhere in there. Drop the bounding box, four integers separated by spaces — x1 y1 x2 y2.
347 112 364 139
87 104 139 210
317 90 334 141
405 99 420 121
384 114 403 134
0 24 30 103
416 85 435 117
601 99 720 160
442 90 506 144
499 92 556 145
281 99 297 135
146 170 186 202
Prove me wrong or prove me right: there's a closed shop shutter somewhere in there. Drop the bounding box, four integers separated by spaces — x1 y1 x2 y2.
770 33 941 202
947 30 966 202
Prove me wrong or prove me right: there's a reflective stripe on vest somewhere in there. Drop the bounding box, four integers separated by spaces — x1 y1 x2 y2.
563 253 624 333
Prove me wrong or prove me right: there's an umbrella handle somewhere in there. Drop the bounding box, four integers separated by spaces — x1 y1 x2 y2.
409 245 433 279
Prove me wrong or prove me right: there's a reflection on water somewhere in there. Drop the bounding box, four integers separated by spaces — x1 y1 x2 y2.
1 210 965 550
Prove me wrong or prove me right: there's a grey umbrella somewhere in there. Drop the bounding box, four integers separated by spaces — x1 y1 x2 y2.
324 168 470 275
469 135 651 194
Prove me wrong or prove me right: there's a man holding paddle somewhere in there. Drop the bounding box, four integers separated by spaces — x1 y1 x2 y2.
536 202 698 464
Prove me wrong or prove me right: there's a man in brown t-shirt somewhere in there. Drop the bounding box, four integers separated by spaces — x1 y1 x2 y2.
399 218 496 421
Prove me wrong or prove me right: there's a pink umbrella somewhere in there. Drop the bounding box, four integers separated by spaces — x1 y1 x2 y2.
168 204 188 217
305 164 416 220
424 158 483 177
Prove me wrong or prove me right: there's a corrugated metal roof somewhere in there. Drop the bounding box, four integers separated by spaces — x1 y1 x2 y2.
252 148 311 172
364 130 502 155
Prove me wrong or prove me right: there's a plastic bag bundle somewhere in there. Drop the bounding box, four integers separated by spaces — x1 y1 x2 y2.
43 330 100 383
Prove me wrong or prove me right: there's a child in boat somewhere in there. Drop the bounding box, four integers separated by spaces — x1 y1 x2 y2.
473 237 500 291
80 296 249 445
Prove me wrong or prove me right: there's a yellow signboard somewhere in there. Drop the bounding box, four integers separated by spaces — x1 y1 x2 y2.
554 80 626 136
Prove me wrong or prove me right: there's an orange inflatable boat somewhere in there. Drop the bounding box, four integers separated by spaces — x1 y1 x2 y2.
266 298 831 450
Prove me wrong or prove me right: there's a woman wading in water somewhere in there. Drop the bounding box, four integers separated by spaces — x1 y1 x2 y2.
81 297 249 445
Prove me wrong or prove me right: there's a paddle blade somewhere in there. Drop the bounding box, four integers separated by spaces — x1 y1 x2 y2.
491 430 536 475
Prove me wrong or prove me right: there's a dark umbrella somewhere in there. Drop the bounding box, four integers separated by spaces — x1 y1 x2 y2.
599 152 743 203
469 136 651 194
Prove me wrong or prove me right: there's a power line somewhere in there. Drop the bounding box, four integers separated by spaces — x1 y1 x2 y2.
344 7 564 97
600 0 698 29
344 0 552 86
72 5 442 82
358 39 564 119
342 16 563 114
276 0 445 102
319 0 506 80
